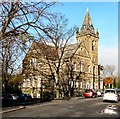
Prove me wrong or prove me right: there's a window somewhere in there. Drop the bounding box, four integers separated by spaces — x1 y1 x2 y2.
28 82 31 88
74 63 76 71
32 58 37 67
23 82 26 88
85 89 92 93
80 82 82 88
80 61 83 72
83 25 86 28
71 81 74 88
38 78 41 87
92 41 95 51
27 79 31 88
76 82 79 88
105 90 115 94
32 79 35 87
30 58 37 67
89 21 92 25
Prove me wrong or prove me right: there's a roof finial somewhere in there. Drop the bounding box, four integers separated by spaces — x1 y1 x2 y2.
87 5 89 12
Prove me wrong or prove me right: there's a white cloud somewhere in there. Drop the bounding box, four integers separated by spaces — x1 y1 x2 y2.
98 45 118 74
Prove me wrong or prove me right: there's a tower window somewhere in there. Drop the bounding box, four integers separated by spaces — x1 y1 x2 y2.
74 63 76 71
92 41 95 51
83 25 86 28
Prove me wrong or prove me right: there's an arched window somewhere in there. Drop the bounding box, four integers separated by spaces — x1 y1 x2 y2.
23 79 26 88
32 79 36 87
92 41 95 51
83 25 86 28
37 78 41 87
74 63 76 71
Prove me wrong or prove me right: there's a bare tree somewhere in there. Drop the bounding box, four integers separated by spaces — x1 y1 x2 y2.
103 65 115 78
0 1 57 92
23 13 83 99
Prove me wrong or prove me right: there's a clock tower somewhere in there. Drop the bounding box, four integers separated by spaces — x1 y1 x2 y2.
76 7 99 89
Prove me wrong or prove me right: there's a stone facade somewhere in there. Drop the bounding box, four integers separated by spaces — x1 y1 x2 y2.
75 8 99 90
22 42 57 98
22 8 100 98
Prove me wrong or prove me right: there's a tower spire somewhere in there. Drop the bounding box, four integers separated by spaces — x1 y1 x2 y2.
79 7 95 36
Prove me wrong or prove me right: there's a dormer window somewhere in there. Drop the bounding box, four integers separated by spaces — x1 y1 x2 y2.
83 25 86 28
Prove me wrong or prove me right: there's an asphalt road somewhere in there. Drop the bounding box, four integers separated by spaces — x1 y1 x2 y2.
2 97 120 117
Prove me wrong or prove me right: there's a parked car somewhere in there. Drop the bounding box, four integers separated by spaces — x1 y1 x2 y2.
96 89 104 97
96 90 102 97
103 89 119 102
83 89 97 98
11 94 19 100
17 93 32 102
1 93 13 105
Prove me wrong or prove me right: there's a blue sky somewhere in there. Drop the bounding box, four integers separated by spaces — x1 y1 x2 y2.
51 2 118 74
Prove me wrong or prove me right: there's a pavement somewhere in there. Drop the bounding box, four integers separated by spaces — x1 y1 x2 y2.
1 97 81 114
1 106 26 114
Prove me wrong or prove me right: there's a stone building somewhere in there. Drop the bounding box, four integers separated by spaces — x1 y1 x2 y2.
68 8 99 90
22 8 100 98
22 42 58 98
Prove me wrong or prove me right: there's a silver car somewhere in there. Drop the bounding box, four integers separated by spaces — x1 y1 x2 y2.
103 89 119 102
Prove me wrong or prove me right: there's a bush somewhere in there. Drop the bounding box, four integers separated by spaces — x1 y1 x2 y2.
42 91 53 102
105 85 109 89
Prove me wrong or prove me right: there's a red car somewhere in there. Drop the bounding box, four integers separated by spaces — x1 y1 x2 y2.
83 89 97 98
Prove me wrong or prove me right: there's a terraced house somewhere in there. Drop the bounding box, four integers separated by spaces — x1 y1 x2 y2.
22 8 100 99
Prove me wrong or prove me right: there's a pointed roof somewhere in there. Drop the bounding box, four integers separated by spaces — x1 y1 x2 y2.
80 7 95 35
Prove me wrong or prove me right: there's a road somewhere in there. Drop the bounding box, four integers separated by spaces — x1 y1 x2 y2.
2 97 120 117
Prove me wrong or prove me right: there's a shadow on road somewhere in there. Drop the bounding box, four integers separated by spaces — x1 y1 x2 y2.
2 98 43 108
